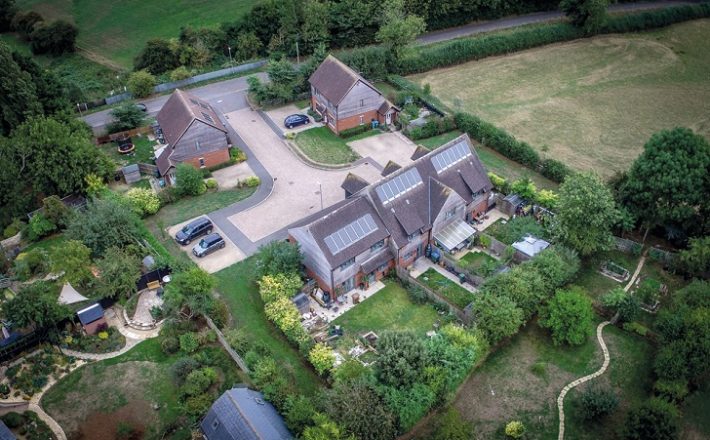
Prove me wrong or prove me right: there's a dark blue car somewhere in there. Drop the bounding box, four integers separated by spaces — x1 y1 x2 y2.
284 114 310 129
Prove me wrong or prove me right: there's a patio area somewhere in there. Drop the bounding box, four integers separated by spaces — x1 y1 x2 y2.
474 208 509 232
410 257 477 293
305 281 387 324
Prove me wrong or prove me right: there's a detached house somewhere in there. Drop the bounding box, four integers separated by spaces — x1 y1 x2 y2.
156 89 230 184
289 134 493 296
309 55 399 134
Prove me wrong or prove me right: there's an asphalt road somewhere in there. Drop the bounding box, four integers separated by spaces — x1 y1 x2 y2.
82 72 267 133
417 0 697 45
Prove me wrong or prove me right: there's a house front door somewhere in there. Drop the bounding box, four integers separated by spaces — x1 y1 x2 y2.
385 110 392 125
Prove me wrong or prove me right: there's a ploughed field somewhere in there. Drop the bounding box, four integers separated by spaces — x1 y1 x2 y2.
410 19 710 178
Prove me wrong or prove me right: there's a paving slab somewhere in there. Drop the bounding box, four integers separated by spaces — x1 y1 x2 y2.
348 132 418 169
167 218 246 273
264 104 321 136
211 161 256 189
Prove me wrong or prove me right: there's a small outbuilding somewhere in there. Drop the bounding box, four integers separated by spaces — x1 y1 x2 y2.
201 388 292 440
0 420 16 440
291 293 311 315
76 303 107 335
512 235 550 262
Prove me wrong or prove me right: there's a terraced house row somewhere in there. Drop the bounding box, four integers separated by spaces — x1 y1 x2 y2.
289 134 493 296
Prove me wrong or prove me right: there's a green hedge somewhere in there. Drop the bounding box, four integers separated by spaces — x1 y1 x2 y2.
339 124 372 139
540 158 572 183
398 4 710 75
408 116 457 141
454 112 541 168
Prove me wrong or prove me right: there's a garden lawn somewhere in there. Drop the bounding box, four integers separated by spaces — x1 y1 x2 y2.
417 268 474 309
294 127 361 165
100 134 157 166
22 234 68 255
214 258 322 396
572 249 641 300
419 317 654 440
332 281 441 337
42 338 248 440
16 0 259 69
483 216 547 245
148 187 256 227
409 20 710 177
458 251 499 276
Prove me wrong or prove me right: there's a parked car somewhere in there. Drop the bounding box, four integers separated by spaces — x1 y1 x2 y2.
284 114 310 129
135 103 148 112
175 217 213 245
192 233 226 257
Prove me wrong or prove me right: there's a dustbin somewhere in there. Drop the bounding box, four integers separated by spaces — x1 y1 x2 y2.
458 273 466 284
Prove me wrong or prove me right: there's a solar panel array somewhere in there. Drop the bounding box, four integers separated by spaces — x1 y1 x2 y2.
375 168 423 204
201 112 215 124
324 214 378 254
431 141 472 173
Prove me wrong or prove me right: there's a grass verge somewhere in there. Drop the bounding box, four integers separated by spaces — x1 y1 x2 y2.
294 126 362 164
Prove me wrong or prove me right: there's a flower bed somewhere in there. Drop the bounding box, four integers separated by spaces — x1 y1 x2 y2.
2 348 74 399
61 326 126 354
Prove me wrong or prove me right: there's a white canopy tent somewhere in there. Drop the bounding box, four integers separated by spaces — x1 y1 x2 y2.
58 283 89 305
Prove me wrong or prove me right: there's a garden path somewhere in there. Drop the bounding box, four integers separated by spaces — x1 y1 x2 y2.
624 250 649 293
556 321 611 440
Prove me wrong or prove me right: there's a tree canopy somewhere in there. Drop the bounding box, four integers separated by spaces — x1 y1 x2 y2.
539 287 594 346
560 0 609 33
621 128 710 240
66 198 142 256
554 171 618 256
255 240 302 277
376 0 426 60
4 281 70 329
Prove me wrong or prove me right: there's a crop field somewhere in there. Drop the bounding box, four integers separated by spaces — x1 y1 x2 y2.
410 20 710 178
16 0 258 69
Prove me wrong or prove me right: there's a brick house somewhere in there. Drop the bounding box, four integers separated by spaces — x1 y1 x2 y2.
155 89 230 184
309 55 399 134
288 134 493 296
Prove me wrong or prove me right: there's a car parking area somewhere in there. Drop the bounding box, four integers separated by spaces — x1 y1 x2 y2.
167 218 246 273
348 132 418 169
264 104 321 136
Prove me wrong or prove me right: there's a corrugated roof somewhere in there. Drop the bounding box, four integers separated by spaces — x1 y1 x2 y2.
200 388 292 440
309 55 381 105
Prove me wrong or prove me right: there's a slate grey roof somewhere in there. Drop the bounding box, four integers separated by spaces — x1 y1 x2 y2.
340 172 369 196
0 421 15 440
309 55 381 105
290 134 492 264
201 388 292 440
411 145 430 161
76 303 104 326
361 248 394 274
381 160 402 177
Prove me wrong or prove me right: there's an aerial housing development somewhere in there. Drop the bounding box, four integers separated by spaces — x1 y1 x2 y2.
0 0 708 439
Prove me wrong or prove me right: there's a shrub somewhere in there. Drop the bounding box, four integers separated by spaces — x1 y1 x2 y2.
13 249 49 281
580 387 619 420
26 213 56 242
623 398 680 440
339 124 371 139
175 163 206 196
601 287 626 309
617 294 640 323
158 186 181 205
653 379 689 403
243 176 260 188
540 158 572 183
127 70 156 98
505 420 525 438
170 66 192 81
622 322 649 337
1 412 23 428
258 272 303 303
230 148 247 162
308 343 335 376
205 178 218 190
3 218 25 238
179 333 199 353
431 408 474 440
161 336 179 354
30 20 77 55
539 287 594 346
125 188 160 217
97 331 109 340
169 357 199 385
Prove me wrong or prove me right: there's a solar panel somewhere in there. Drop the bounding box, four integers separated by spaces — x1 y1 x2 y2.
431 141 472 173
323 214 379 254
375 168 423 204
201 112 215 123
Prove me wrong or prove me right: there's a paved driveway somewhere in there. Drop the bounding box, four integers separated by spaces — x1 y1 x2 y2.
167 219 246 273
211 162 256 189
264 104 322 136
349 132 418 169
223 108 382 242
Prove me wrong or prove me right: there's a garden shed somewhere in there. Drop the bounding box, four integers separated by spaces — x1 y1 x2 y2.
500 193 526 217
292 293 311 315
122 164 141 184
76 303 107 335
201 387 292 440
512 235 550 262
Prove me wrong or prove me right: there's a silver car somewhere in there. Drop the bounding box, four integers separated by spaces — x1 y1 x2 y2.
192 233 225 257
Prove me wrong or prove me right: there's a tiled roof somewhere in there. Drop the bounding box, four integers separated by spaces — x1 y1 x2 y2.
309 55 381 105
381 160 402 176
340 172 369 196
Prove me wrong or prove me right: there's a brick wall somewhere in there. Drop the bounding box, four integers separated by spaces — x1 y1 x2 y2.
183 148 230 170
334 110 380 133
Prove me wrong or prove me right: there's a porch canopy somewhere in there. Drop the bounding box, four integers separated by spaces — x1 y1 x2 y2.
434 219 476 252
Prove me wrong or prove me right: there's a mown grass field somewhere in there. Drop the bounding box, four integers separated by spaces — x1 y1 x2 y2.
410 19 710 178
16 0 258 69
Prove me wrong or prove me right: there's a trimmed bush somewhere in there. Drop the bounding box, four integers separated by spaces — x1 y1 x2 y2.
540 158 572 183
125 188 160 217
26 213 56 242
339 124 371 139
205 178 218 190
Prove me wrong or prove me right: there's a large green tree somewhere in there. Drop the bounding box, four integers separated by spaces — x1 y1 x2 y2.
133 38 179 74
554 171 618 256
376 0 426 60
30 20 78 55
678 236 710 277
95 247 141 299
623 398 679 440
560 0 609 33
4 281 70 329
622 128 710 240
108 103 146 133
376 331 427 388
325 379 397 440
66 198 142 256
539 287 594 346
0 41 41 135
11 51 68 115
472 293 524 344
163 267 216 321
0 0 17 32
50 239 93 288
255 240 302 277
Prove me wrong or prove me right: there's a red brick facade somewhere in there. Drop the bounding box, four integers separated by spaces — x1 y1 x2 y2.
310 96 396 135
183 148 230 170
83 317 107 336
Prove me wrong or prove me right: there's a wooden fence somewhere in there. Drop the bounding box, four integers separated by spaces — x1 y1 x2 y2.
95 126 152 144
396 267 473 325
438 251 486 288
204 316 250 374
